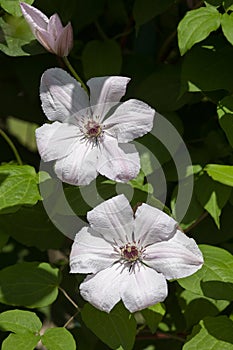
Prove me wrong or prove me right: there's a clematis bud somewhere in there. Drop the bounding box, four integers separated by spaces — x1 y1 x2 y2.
20 2 73 57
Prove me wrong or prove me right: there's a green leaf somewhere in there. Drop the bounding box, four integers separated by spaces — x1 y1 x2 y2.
178 245 233 301
81 302 137 350
204 164 233 187
0 15 43 56
0 0 34 17
133 0 174 27
178 6 221 56
2 332 40 350
195 173 231 228
7 117 38 152
223 0 233 10
221 13 233 46
180 37 233 92
0 309 42 334
0 202 65 250
0 164 41 214
180 290 229 329
141 303 166 334
217 96 233 148
41 328 76 350
82 40 122 79
183 316 233 350
0 262 61 307
135 64 191 112
0 231 9 250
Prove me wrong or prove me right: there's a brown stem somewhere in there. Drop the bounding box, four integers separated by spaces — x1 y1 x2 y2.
59 286 80 311
184 211 208 233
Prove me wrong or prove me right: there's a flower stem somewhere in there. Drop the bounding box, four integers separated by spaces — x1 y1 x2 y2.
59 286 81 311
0 128 23 165
63 56 89 94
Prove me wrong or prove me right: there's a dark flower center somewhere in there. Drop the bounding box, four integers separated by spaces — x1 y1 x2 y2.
121 244 140 262
86 120 102 139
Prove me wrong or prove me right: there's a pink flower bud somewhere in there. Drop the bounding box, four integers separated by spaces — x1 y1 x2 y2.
20 2 73 57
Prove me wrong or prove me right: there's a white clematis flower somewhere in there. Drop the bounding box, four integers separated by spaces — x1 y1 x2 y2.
70 195 204 313
36 68 155 185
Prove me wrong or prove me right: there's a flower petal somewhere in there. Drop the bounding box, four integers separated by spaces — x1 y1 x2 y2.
55 22 73 57
121 263 168 313
87 194 134 244
20 2 48 32
80 263 123 313
144 230 204 280
104 99 155 143
35 29 55 53
36 121 79 161
54 141 98 185
40 68 89 122
70 227 117 274
98 135 140 182
87 76 130 117
48 13 63 39
134 204 178 246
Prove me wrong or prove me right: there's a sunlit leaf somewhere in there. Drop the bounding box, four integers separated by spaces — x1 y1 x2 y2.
0 309 42 334
0 164 41 214
178 245 233 301
41 328 76 350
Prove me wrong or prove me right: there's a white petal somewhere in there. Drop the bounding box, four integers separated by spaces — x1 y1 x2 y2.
48 13 63 39
98 135 140 182
87 194 134 244
87 76 130 117
80 263 124 313
40 68 89 122
134 204 178 246
35 121 78 161
20 2 48 32
144 230 204 280
70 227 117 274
121 263 168 313
54 141 98 186
36 29 55 53
104 99 155 143
55 22 73 57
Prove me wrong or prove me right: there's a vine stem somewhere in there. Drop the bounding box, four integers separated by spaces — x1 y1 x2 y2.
184 211 208 233
0 128 23 165
59 286 80 310
62 56 89 94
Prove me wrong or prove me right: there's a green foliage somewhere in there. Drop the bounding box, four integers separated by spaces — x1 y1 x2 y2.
0 0 34 17
1 333 40 350
82 40 122 79
0 202 65 250
195 173 231 228
0 15 42 56
141 303 166 334
0 262 61 307
0 0 233 349
180 37 233 93
41 328 76 350
0 310 76 350
178 245 233 301
0 309 42 334
133 0 174 27
217 96 233 147
178 6 221 56
204 164 233 187
0 164 41 214
183 316 233 349
81 303 137 350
